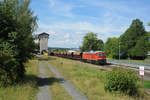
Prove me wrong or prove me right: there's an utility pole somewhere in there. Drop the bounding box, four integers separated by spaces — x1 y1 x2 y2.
119 42 121 61
128 53 130 64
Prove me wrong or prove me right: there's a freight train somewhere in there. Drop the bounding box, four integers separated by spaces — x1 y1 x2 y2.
50 51 106 64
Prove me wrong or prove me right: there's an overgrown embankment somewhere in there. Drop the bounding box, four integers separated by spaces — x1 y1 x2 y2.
48 56 150 100
0 59 39 100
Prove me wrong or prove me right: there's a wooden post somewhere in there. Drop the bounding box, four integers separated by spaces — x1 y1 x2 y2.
141 75 143 88
139 66 144 88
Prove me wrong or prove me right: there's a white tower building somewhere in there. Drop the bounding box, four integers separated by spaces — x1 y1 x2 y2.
38 32 49 54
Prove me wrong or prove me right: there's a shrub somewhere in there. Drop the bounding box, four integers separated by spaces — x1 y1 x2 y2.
0 0 37 86
0 49 19 86
104 67 139 95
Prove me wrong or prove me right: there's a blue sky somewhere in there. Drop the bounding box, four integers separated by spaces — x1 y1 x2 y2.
30 0 150 48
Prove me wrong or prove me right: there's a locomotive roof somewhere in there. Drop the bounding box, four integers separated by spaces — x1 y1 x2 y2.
83 51 103 54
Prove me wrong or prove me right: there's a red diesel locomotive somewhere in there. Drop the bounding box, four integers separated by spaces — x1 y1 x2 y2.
51 51 107 64
82 51 106 64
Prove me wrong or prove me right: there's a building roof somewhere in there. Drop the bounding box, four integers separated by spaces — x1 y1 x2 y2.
147 51 150 56
38 32 49 39
83 51 103 54
68 49 81 52
38 32 49 36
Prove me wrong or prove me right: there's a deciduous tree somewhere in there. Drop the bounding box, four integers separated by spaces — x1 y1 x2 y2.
119 19 147 59
104 37 119 58
0 0 37 86
80 32 104 52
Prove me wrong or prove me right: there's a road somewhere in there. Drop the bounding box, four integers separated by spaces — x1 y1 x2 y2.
107 59 150 70
107 59 150 80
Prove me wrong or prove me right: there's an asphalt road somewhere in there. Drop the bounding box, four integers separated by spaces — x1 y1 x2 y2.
107 59 150 70
107 59 150 80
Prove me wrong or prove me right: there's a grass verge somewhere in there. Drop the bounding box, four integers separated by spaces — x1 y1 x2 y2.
137 80 150 89
42 61 74 100
143 80 150 89
108 58 150 65
0 59 39 100
48 56 150 100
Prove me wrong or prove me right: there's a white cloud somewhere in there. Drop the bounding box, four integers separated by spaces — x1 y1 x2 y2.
38 21 126 34
65 39 70 42
49 0 75 18
84 0 147 14
34 0 150 48
36 23 56 36
93 2 132 13
76 31 84 35
72 40 79 45
146 26 150 32
36 21 129 47
48 30 56 35
37 20 150 47
64 33 70 39
49 0 55 7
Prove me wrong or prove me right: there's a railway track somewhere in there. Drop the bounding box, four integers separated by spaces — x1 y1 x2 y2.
53 55 150 80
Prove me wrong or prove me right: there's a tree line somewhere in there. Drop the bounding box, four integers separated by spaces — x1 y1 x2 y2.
0 0 37 86
80 19 150 60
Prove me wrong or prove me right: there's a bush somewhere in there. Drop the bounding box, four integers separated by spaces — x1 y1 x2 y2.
0 0 37 86
104 67 139 95
0 49 19 86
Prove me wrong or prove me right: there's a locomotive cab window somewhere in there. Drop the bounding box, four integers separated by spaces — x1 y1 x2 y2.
99 53 101 56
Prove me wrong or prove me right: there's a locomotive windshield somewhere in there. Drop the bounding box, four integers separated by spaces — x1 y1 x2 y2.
98 53 105 56
99 53 101 56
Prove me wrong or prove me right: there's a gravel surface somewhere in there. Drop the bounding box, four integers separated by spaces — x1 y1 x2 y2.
47 62 88 100
37 62 52 100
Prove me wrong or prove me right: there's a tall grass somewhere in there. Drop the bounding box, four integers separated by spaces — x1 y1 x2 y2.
48 56 150 100
0 59 39 100
138 80 150 89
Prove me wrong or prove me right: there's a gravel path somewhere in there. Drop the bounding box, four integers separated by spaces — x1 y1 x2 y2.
37 62 52 100
46 62 88 100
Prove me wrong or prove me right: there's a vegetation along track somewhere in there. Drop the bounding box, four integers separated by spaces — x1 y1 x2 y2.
52 55 150 80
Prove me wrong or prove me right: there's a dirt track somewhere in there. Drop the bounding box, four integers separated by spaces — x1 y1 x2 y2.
37 57 88 100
